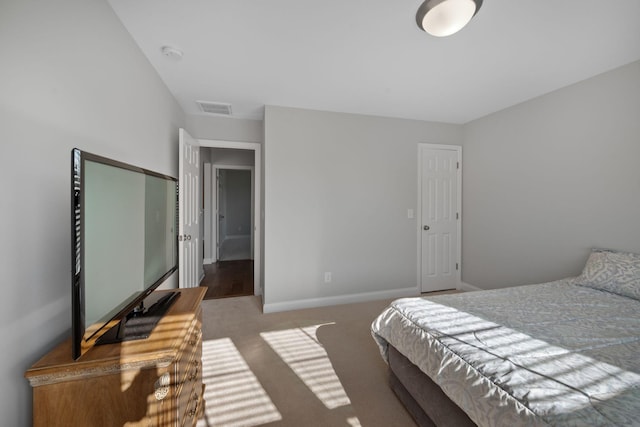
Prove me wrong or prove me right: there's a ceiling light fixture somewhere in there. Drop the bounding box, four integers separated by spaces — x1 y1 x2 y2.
416 0 483 37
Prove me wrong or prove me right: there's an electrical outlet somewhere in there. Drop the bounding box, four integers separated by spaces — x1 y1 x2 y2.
324 272 332 283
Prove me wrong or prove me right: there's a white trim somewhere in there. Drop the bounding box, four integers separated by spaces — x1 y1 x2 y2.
197 138 262 296
198 139 261 151
417 143 463 293
263 287 419 314
458 281 482 292
204 257 214 264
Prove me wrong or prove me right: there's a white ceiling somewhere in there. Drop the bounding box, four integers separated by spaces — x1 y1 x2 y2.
107 0 640 124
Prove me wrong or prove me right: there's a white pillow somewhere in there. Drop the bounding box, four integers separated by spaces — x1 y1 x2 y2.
575 248 640 300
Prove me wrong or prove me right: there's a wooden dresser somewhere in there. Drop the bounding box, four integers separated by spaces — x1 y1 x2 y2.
25 287 206 427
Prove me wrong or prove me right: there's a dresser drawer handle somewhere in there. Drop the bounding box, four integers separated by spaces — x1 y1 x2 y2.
189 329 202 346
154 373 170 401
188 362 199 381
187 393 199 417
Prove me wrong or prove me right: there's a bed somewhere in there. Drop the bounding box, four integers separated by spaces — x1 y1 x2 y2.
371 248 640 426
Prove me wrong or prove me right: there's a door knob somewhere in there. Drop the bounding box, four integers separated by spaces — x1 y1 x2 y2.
423 225 430 231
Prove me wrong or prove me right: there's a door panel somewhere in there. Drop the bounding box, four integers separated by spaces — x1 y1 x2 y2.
420 145 460 292
179 128 200 288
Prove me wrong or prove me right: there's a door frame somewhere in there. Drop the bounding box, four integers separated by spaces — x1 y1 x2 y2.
199 139 262 297
213 165 255 262
417 143 462 292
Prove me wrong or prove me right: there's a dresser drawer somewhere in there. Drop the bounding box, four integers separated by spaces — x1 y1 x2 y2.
180 382 204 427
174 312 203 426
175 318 202 388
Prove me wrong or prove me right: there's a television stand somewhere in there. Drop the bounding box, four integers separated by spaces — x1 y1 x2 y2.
96 291 180 345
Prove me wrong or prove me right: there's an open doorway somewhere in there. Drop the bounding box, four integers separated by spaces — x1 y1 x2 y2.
216 168 253 261
202 146 258 299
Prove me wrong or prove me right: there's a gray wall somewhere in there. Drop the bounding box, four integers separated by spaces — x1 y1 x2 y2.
461 60 640 289
186 115 263 142
222 169 252 237
0 0 185 424
263 106 462 309
211 147 256 166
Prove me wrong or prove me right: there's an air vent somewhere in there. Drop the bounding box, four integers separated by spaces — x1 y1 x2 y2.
196 101 232 115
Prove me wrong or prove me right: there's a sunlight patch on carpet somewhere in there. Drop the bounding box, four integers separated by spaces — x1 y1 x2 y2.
198 338 282 427
261 323 352 410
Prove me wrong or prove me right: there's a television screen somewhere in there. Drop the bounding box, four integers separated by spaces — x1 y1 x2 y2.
72 149 178 360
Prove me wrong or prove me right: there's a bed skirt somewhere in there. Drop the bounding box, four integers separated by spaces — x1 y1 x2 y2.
388 345 475 427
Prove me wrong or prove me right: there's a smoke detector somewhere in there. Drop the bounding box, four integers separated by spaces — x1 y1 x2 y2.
160 46 183 60
196 101 232 116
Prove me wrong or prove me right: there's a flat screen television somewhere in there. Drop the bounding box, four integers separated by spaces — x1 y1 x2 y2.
71 148 179 360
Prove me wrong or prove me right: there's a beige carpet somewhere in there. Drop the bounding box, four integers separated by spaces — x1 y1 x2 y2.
197 295 418 427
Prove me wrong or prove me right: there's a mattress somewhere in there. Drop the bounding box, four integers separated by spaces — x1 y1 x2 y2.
371 279 640 426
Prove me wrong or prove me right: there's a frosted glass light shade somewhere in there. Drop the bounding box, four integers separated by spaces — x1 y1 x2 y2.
416 0 482 37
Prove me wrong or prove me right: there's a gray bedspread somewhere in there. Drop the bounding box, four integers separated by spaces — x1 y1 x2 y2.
371 279 640 426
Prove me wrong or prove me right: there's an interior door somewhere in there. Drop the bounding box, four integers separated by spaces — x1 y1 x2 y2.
178 128 201 288
420 145 461 292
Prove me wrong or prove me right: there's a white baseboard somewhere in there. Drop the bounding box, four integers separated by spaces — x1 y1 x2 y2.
458 281 482 292
262 286 419 314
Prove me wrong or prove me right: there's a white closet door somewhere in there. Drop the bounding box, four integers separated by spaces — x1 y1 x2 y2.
419 145 461 292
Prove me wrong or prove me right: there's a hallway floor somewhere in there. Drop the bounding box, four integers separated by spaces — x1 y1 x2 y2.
201 260 254 300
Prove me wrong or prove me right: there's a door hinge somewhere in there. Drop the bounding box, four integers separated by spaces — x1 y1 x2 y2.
457 162 459 169
456 263 459 270
456 212 459 220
